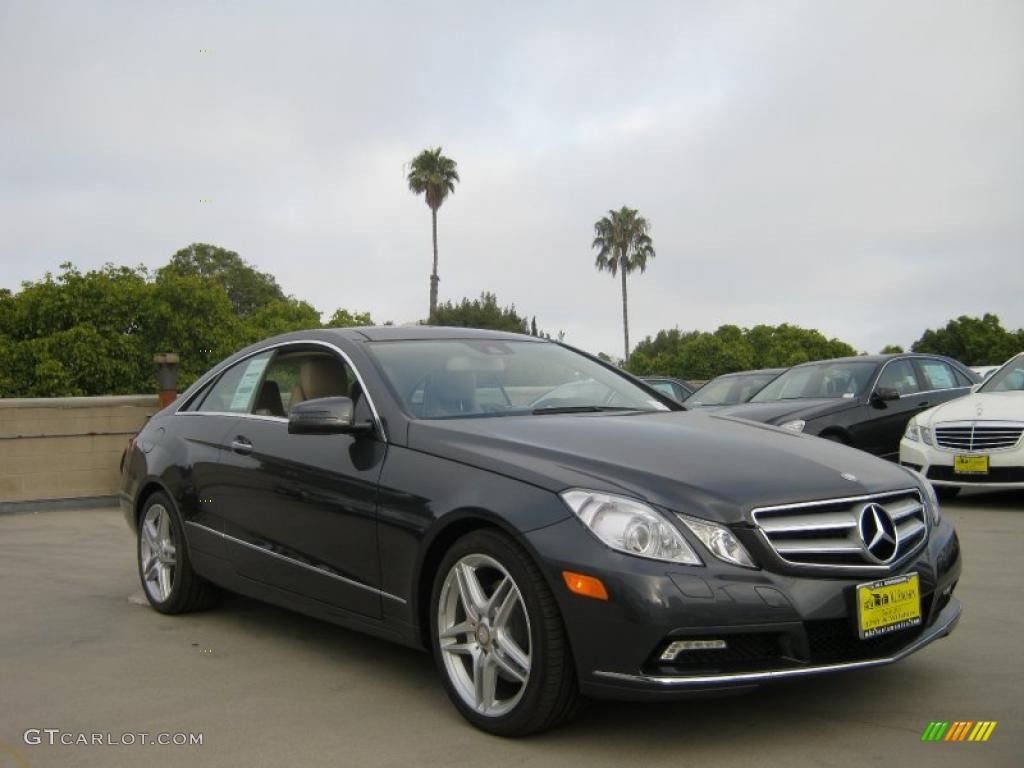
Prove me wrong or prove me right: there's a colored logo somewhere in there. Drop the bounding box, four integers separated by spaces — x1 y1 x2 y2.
921 721 997 742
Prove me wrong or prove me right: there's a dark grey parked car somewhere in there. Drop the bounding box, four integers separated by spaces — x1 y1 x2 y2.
120 328 962 736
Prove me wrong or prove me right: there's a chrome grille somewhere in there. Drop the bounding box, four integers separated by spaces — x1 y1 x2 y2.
934 421 1024 452
751 490 928 571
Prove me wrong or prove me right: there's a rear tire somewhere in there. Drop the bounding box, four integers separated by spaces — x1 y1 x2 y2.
137 492 219 614
934 485 960 501
821 432 850 445
429 529 580 736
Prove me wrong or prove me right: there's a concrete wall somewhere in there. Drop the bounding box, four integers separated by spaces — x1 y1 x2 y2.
0 395 158 507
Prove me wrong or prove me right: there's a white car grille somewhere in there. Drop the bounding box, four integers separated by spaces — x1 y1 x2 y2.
751 490 928 571
934 421 1024 452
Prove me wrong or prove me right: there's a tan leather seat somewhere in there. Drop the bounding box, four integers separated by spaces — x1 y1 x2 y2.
290 358 350 409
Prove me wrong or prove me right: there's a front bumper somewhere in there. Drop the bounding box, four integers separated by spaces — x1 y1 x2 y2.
589 596 960 698
524 514 962 701
900 438 1024 489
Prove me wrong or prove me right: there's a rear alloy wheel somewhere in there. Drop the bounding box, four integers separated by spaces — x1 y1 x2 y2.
137 492 218 614
430 530 579 736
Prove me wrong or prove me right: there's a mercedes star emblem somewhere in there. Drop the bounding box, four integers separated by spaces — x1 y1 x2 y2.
858 503 898 563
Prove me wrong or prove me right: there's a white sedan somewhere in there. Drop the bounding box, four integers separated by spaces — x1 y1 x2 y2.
901 352 1024 497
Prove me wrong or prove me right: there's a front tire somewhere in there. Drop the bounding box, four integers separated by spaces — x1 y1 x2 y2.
430 529 579 736
137 492 218 614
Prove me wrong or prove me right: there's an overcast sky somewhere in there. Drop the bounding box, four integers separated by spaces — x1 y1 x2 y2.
1 0 1021 358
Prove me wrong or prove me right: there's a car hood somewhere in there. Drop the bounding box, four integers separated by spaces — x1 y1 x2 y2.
714 397 857 425
917 391 1022 425
407 410 918 524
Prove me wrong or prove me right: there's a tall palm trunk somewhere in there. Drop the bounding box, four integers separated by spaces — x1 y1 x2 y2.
429 206 440 318
620 260 630 362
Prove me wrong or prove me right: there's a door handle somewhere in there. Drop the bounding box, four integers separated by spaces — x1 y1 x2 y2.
231 437 253 455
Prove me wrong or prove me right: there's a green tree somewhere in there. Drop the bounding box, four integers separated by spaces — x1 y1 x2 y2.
407 147 460 318
240 298 322 345
881 344 904 354
911 314 1022 365
327 308 374 327
159 243 283 316
427 292 529 333
592 206 656 363
628 323 857 381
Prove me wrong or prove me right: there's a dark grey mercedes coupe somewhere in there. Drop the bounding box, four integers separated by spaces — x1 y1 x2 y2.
120 326 962 735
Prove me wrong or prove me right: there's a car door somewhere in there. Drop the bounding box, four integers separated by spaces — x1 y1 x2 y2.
214 344 386 619
171 358 275 559
855 359 930 459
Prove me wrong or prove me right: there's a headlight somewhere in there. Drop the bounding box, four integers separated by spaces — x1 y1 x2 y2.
920 477 941 525
905 421 934 446
676 514 757 568
901 466 941 525
560 490 702 565
779 419 806 433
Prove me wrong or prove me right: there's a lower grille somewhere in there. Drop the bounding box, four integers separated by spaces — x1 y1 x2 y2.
934 421 1024 451
804 619 923 663
927 465 1024 483
752 489 928 571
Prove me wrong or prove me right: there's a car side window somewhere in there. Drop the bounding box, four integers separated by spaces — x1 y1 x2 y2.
258 348 358 418
918 360 959 391
196 352 273 414
649 381 675 398
876 360 921 396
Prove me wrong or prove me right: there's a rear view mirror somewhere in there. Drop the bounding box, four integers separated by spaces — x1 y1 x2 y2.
871 387 900 404
288 396 357 434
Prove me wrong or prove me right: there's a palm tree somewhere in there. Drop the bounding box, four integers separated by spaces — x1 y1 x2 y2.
407 147 460 318
592 206 656 362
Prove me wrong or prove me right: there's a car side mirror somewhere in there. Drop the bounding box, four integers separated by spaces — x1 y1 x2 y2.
871 387 900 405
288 396 364 434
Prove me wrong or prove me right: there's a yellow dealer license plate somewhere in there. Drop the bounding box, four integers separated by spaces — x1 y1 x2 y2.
856 573 922 640
954 454 989 474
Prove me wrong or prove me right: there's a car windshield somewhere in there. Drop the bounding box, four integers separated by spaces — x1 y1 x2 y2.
979 355 1024 393
685 372 778 406
751 360 877 401
366 339 671 419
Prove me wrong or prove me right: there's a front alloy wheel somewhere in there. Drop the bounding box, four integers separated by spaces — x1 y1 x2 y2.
438 554 532 717
430 530 579 735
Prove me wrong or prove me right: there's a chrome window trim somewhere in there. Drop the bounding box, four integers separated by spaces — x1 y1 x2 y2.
870 356 973 400
173 339 388 442
184 521 405 604
750 488 929 572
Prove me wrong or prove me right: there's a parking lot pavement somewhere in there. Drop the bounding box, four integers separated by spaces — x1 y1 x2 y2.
1 493 1021 768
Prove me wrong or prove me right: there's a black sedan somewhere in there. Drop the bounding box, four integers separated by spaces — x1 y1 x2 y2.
717 354 978 460
121 329 962 735
683 368 786 407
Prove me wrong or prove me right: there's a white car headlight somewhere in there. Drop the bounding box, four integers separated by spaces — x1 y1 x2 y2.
905 421 934 446
676 514 757 568
560 490 702 565
780 419 806 433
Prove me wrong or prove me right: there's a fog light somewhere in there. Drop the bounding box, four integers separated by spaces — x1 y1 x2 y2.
660 638 727 661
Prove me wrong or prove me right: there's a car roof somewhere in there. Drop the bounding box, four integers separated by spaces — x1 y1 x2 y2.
290 326 545 343
714 367 786 378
